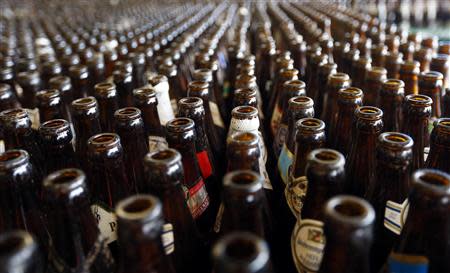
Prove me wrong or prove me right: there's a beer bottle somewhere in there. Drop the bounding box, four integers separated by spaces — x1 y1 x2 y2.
232 88 258 109
114 107 149 192
219 170 273 243
40 61 62 89
315 62 337 118
113 70 134 108
87 53 106 86
227 131 261 173
86 133 132 247
385 51 403 79
305 54 327 100
212 232 274 273
403 94 433 170
363 67 387 106
333 42 350 72
399 60 420 96
115 195 176 273
321 73 351 133
43 168 115 273
0 109 45 177
371 44 388 67
71 97 102 164
379 79 405 132
351 56 372 89
159 62 185 106
132 86 167 151
48 76 73 122
0 149 47 240
429 54 450 89
365 131 413 272
36 89 66 123
387 169 450 273
399 42 415 62
61 55 81 76
104 50 118 79
147 74 175 125
443 88 450 117
178 97 220 201
17 71 41 110
418 71 443 119
143 148 204 273
0 68 16 97
345 106 384 197
318 195 375 273
165 117 213 235
68 64 90 99
342 48 359 76
39 119 77 174
277 96 315 183
93 82 119 132
291 148 345 273
128 52 146 88
234 74 264 120
0 230 44 273
272 80 307 153
413 48 432 72
426 118 450 173
0 84 20 111
330 87 363 156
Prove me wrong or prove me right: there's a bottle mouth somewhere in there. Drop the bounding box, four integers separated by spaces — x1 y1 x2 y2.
382 79 405 90
232 106 258 117
43 168 86 194
0 150 29 171
400 60 420 71
178 97 203 108
297 118 325 132
434 118 450 134
367 66 387 79
419 71 444 82
379 132 413 150
213 232 269 272
0 108 29 123
224 170 262 193
319 62 337 73
68 64 88 78
307 148 345 169
230 131 259 145
280 68 299 78
188 80 209 93
94 82 116 97
114 107 141 121
147 74 168 86
0 83 12 95
355 106 383 120
116 194 161 222
412 169 450 195
328 72 350 83
145 148 181 166
0 231 37 265
39 119 70 135
193 69 213 82
325 195 375 227
88 133 120 149
36 89 60 101
235 88 257 98
71 96 97 110
288 96 314 110
166 117 195 132
338 87 363 99
405 94 433 107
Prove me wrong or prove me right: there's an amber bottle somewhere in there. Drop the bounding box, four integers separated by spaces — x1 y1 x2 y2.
399 60 420 96
0 231 44 273
418 71 443 119
385 51 403 79
113 70 134 108
93 82 119 132
379 79 405 132
36 89 66 123
315 62 337 118
345 106 384 197
68 65 90 99
0 84 20 111
48 76 73 122
364 67 387 106
17 71 41 110
321 73 351 133
426 118 450 173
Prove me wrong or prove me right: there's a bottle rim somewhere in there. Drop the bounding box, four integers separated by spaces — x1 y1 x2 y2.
0 230 38 267
116 194 162 222
378 132 414 150
0 149 29 171
324 195 375 227
307 148 345 170
166 117 195 133
223 170 263 194
114 107 142 121
144 148 182 167
71 96 97 110
43 168 86 196
405 94 433 107
412 169 450 195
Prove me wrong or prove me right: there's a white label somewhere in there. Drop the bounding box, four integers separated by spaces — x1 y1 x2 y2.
285 176 308 219
148 135 168 152
209 101 225 128
424 147 430 162
292 219 325 272
153 81 175 126
384 199 409 235
161 223 175 255
26 108 40 129
0 140 4 153
91 204 117 244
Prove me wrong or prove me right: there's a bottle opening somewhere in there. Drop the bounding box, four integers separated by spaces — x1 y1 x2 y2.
72 97 96 109
51 170 80 185
0 235 25 254
334 200 367 218
233 132 257 142
292 96 311 103
115 107 141 120
419 173 450 187
181 97 201 104
0 150 23 162
151 149 176 160
123 198 153 214
236 106 255 114
383 79 404 88
0 108 27 118
37 89 60 99
90 133 118 145
329 72 349 81
42 119 66 129
385 134 408 143
231 172 258 185
406 94 432 105
225 238 258 261
360 107 379 114
299 118 322 128
315 150 339 161
170 118 191 126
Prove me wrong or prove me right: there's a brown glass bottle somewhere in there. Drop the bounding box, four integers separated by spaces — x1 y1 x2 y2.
43 168 115 273
399 60 420 95
41 61 62 89
232 88 258 109
385 51 403 79
48 76 73 122
86 133 132 246
212 232 274 273
39 119 77 174
443 88 450 117
305 54 327 100
418 71 443 119
68 64 90 99
87 53 106 85
276 96 315 183
364 67 387 106
268 68 299 128
113 70 134 108
315 62 337 118
0 230 44 273
36 89 65 123
166 118 213 235
387 169 450 273
0 109 45 177
115 195 176 273
371 44 388 67
0 149 47 242
403 94 433 170
227 131 261 173
71 97 102 164
0 83 20 111
429 54 450 89
147 74 176 125
93 82 119 133
345 106 384 197
291 148 345 273
128 52 146 88
17 71 41 109
330 87 363 156
351 56 372 89
114 107 149 192
379 79 405 132
321 73 351 133
143 149 205 273
318 195 375 273
426 118 450 173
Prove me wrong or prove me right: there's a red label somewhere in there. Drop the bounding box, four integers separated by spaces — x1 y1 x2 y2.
197 150 212 179
183 178 210 219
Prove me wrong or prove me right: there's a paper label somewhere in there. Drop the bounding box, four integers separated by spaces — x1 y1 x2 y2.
270 105 283 135
197 150 212 179
209 101 225 128
285 176 308 219
153 81 175 126
170 99 178 114
0 140 4 153
161 223 175 255
292 219 325 272
388 253 429 273
148 135 168 152
384 199 409 235
273 124 288 157
424 147 430 162
91 204 117 244
278 144 294 184
25 108 40 129
182 178 210 219
213 203 225 233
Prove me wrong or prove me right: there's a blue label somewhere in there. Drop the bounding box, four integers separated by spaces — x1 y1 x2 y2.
389 254 428 273
278 144 294 184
